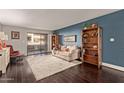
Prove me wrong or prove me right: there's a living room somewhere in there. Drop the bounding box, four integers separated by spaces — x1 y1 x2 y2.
0 9 124 83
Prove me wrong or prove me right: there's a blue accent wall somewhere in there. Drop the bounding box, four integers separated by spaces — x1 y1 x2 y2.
54 10 124 67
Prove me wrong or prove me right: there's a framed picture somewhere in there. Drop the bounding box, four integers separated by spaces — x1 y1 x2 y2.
64 35 76 42
11 31 20 39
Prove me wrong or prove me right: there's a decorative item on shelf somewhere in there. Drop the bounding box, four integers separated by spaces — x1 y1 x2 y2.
82 24 86 30
83 49 85 54
91 31 96 37
84 27 87 30
82 23 91 30
88 25 93 29
94 31 98 37
83 33 89 38
94 53 98 56
91 23 98 28
93 45 97 49
83 38 86 43
82 23 98 30
91 32 94 37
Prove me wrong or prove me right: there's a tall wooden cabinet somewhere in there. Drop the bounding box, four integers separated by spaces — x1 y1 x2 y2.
82 24 102 68
51 35 59 49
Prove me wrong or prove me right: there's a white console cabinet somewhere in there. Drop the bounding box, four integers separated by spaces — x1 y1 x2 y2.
0 47 10 74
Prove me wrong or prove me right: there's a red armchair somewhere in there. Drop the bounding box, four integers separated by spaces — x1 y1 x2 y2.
6 45 23 58
7 45 24 63
7 45 19 56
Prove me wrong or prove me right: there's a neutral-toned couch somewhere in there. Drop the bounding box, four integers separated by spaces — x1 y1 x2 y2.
52 45 80 61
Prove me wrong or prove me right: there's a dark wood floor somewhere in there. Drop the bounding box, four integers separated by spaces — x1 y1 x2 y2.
0 55 124 83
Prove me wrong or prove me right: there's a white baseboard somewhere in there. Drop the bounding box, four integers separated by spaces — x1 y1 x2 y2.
102 62 124 72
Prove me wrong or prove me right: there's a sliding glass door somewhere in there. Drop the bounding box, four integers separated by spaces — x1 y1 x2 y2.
27 33 47 55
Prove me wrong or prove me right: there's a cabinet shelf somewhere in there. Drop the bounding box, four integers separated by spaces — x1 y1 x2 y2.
83 43 98 44
83 37 98 39
84 54 98 58
83 27 98 32
83 48 98 51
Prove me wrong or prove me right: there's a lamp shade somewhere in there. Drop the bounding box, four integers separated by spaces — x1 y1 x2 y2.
0 32 5 40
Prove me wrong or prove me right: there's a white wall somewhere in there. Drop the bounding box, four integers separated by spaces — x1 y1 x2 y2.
1 25 52 55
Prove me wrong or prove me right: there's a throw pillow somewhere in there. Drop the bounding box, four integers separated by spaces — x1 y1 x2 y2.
61 46 66 51
65 48 69 52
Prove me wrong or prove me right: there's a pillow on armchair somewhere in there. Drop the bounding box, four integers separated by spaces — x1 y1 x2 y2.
65 48 69 52
60 45 70 52
61 45 66 51
67 45 77 53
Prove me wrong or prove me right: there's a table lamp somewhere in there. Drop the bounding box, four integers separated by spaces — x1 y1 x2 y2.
3 35 8 48
0 32 5 50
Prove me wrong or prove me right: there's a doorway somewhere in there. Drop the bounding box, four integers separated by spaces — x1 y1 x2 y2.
27 33 48 55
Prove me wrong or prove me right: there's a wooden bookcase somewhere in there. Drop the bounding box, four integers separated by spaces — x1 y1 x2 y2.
82 24 102 68
51 35 59 49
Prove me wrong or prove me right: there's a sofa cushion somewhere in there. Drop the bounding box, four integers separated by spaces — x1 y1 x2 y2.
67 45 77 53
61 45 66 51
58 51 71 56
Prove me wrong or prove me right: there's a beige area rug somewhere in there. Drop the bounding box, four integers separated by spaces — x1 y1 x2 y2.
26 55 82 81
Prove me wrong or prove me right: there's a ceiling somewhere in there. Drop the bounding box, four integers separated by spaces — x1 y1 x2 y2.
0 9 119 31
